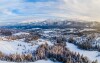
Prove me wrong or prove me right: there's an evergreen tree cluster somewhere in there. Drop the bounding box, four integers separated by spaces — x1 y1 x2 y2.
0 43 98 63
68 35 100 52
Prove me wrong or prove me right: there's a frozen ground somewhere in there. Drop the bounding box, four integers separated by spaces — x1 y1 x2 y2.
66 42 100 63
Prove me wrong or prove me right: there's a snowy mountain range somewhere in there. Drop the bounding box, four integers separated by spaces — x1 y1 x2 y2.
0 19 100 29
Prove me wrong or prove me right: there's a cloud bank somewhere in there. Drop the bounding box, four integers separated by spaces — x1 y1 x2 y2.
0 0 100 24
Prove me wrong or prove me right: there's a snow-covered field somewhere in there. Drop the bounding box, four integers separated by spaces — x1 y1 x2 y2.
0 60 61 63
66 42 100 63
0 40 37 54
0 39 53 55
32 60 61 63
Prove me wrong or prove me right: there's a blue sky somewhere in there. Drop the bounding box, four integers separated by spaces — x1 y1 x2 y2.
0 0 100 24
24 0 57 2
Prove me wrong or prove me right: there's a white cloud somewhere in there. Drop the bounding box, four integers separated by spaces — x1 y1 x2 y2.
58 0 100 21
0 0 100 24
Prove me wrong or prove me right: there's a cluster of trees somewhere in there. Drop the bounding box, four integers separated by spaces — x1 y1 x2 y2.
0 29 12 36
4 32 40 42
0 43 98 63
78 41 92 50
67 34 100 52
68 37 76 43
5 34 29 41
78 42 100 52
0 52 33 62
34 43 98 63
24 35 39 43
56 36 66 46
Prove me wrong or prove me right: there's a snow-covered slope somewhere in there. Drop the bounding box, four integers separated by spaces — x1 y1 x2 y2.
66 42 100 63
